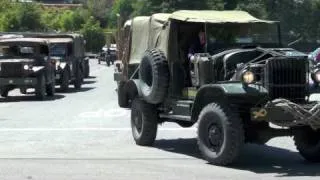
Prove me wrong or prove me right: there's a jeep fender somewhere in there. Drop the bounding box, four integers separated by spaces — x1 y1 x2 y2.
191 83 268 122
118 79 141 108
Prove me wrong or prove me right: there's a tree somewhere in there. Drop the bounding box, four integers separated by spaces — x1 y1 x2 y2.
16 3 44 31
109 0 135 27
80 17 106 52
86 0 114 27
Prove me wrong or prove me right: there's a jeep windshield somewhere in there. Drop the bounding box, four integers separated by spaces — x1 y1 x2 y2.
0 45 36 59
50 43 67 59
206 23 280 54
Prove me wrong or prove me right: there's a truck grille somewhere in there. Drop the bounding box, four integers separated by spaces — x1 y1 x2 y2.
265 57 308 102
0 63 23 77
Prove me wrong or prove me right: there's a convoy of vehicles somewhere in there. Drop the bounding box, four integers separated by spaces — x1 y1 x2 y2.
0 38 56 99
0 9 320 168
0 32 92 97
114 10 320 165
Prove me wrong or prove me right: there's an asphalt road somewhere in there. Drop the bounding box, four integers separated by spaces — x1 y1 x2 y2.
0 60 319 180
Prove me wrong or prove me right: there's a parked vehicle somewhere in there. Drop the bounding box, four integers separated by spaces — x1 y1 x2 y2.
114 10 320 165
0 38 56 99
98 44 117 66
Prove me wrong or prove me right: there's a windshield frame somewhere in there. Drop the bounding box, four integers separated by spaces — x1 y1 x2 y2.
203 22 282 53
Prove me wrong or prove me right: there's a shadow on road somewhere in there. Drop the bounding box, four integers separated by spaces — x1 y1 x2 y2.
154 138 320 177
86 76 97 79
0 94 65 102
56 87 95 93
82 80 97 85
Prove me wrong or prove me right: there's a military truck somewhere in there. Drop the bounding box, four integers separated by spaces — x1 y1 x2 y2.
114 10 320 166
0 38 56 99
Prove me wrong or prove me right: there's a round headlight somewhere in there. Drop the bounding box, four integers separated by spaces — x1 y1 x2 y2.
313 70 320 83
23 65 30 70
242 71 255 84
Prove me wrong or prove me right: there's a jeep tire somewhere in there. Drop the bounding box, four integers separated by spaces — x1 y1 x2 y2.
20 88 27 94
139 49 169 104
197 103 244 166
118 81 129 108
46 78 55 97
1 88 9 97
61 69 70 92
294 127 320 162
84 61 90 78
74 64 82 90
131 98 158 146
35 74 46 100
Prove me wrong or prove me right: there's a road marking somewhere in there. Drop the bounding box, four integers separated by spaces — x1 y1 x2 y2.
0 127 196 132
78 108 130 118
0 104 10 108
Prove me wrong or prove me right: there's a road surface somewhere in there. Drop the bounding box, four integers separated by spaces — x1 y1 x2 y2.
0 60 319 180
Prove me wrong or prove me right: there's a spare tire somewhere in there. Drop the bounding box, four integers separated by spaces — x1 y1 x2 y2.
139 49 169 104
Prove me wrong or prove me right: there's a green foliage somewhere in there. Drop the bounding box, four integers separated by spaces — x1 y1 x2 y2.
80 17 106 52
109 0 135 27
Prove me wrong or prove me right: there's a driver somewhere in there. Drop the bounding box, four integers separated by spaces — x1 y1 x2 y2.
188 29 206 62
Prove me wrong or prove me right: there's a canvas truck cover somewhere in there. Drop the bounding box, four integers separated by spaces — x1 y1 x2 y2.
170 10 277 24
128 10 277 64
129 16 150 64
129 14 170 64
148 13 171 56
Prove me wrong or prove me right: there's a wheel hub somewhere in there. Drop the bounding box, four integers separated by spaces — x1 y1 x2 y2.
208 124 223 148
134 114 142 133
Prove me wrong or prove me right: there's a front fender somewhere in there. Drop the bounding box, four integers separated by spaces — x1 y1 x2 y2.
191 83 268 122
118 79 142 108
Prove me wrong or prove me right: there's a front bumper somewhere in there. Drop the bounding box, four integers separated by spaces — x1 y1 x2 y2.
251 99 320 129
0 77 37 86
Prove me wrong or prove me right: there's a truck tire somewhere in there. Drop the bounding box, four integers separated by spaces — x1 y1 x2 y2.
20 88 27 94
74 64 82 90
84 61 90 78
1 88 9 97
294 127 320 162
118 81 129 108
46 79 55 97
197 103 244 166
139 49 169 104
60 69 70 92
35 74 46 100
131 98 158 146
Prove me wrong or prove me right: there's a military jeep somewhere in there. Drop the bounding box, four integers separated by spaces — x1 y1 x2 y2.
115 11 320 165
27 33 88 90
0 38 56 99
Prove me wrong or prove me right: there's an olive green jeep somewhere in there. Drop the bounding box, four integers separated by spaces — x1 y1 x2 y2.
114 10 320 166
0 37 56 99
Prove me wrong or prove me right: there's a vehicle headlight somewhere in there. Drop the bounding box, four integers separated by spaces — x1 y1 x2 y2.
242 70 255 84
23 64 32 70
312 70 320 83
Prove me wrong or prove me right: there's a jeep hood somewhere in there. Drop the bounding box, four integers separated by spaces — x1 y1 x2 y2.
0 58 35 63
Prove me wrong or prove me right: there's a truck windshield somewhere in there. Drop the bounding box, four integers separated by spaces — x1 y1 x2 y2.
0 45 36 58
50 43 67 57
206 23 280 54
